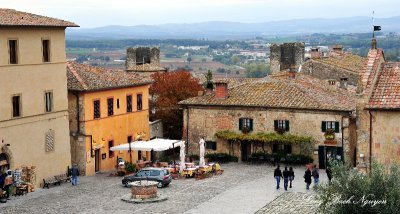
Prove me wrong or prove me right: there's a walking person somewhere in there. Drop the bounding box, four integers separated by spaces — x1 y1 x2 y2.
288 167 295 188
70 164 80 186
312 165 319 186
304 167 312 190
282 166 290 191
274 165 283 189
326 167 332 183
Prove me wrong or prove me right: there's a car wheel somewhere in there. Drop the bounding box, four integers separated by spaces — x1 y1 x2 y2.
123 180 131 187
157 182 163 188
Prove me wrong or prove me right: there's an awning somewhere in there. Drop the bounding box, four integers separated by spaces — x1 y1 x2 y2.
110 138 185 152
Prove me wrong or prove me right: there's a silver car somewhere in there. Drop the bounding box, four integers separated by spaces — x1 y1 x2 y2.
122 167 172 188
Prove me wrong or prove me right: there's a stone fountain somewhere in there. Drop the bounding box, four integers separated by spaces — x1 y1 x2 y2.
121 180 168 203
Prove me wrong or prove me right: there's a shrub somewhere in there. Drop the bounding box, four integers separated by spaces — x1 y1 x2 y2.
125 161 136 173
315 160 400 214
205 153 238 163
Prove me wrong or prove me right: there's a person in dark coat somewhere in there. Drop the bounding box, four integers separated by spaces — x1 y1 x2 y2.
282 166 290 191
304 167 312 190
312 165 319 185
274 165 283 189
70 164 80 186
326 167 332 183
288 167 295 188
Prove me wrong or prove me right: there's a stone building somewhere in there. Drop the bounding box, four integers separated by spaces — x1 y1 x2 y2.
180 72 357 168
67 62 153 175
356 38 400 172
270 42 305 73
301 46 365 86
125 47 166 74
0 9 78 187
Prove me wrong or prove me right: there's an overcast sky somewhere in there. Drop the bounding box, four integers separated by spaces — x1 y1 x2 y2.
2 0 399 28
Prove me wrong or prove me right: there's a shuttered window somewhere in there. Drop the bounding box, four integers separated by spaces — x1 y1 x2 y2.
274 120 290 131
239 118 253 131
322 121 340 133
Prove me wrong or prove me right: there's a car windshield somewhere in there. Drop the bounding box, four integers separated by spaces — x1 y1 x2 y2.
136 170 150 177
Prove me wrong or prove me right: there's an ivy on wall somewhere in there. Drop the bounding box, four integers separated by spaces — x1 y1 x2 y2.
215 130 314 155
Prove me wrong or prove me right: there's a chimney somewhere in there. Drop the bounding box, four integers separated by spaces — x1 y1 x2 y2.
311 47 320 59
215 81 228 99
340 77 348 90
288 64 296 79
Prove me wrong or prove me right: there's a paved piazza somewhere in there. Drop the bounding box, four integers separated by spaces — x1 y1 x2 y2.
0 163 326 214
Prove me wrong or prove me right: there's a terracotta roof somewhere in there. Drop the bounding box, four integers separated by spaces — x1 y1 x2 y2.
0 9 78 27
361 49 385 96
367 62 400 109
314 52 365 74
67 62 153 92
180 72 356 112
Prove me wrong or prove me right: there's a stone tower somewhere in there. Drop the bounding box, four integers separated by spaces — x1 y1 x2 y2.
270 42 305 73
125 47 164 72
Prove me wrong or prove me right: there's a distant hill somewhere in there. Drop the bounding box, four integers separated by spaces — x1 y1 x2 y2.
66 16 400 40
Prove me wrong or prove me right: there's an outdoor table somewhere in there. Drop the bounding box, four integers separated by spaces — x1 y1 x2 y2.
182 167 197 177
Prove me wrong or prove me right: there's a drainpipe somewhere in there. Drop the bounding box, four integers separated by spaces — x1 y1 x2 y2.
341 115 345 163
369 110 373 173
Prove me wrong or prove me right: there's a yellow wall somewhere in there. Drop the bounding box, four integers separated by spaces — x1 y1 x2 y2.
80 85 151 175
0 27 71 187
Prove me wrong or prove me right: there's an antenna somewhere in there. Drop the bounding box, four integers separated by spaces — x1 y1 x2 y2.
372 11 375 38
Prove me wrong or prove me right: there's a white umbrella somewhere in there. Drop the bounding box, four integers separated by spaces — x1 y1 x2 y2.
199 138 205 167
180 142 186 173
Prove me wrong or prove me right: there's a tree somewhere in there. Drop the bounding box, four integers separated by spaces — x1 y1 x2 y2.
315 160 400 214
150 71 203 139
243 62 270 78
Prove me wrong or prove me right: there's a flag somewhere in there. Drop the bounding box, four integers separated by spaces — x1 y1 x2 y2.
374 26 381 31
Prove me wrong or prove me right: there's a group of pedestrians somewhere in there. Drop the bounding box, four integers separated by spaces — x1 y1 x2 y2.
274 164 330 190
273 166 294 190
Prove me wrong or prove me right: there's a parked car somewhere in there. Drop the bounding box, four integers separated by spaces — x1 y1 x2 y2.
122 167 172 188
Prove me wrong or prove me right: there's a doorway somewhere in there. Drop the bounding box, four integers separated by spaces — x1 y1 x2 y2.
318 146 343 169
95 149 100 172
241 141 251 162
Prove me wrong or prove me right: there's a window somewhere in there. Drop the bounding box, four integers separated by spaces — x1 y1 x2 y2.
274 120 290 132
9 40 18 64
42 39 50 62
117 99 120 109
137 94 142 111
321 121 340 133
205 141 217 150
108 140 114 157
150 170 160 176
45 91 53 112
12 95 21 117
107 98 114 116
239 118 253 131
126 95 132 112
45 130 55 152
93 100 100 119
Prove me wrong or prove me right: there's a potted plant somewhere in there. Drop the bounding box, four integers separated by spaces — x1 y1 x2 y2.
324 128 335 140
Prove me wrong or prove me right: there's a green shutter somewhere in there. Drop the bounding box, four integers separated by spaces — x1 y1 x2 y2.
322 121 327 132
249 119 253 131
335 122 340 133
274 120 278 130
285 120 290 131
239 118 243 130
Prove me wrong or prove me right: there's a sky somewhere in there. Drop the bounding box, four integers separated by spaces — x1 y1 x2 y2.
1 0 399 28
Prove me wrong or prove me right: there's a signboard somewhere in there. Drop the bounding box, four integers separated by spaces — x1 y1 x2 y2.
324 140 337 146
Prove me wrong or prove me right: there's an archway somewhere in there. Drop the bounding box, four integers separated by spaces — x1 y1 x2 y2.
0 152 10 172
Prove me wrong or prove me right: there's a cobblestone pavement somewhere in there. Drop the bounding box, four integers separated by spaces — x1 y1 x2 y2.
255 192 320 214
0 163 326 214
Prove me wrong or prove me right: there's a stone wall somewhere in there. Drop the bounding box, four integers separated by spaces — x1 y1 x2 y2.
270 42 305 73
370 111 400 165
183 106 353 165
301 60 358 86
126 47 161 71
150 120 163 139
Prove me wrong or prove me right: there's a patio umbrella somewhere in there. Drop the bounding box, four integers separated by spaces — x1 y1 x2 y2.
199 138 205 167
180 142 186 173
